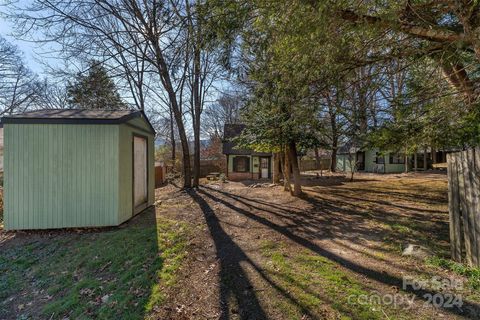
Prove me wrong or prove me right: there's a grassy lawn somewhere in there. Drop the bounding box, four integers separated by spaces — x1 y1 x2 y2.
307 174 451 256
0 210 189 319
259 241 411 320
190 173 480 319
3 174 480 319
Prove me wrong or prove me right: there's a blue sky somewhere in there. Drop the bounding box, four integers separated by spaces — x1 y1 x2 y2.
0 13 48 75
0 5 227 117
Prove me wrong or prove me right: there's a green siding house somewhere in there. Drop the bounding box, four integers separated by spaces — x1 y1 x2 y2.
336 147 409 174
223 124 273 181
3 109 155 230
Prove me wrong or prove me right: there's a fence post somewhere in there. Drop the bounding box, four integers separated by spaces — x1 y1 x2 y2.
472 148 480 266
461 150 479 265
457 151 474 265
448 153 463 262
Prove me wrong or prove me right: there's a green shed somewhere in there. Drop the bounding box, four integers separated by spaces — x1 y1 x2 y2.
2 109 156 230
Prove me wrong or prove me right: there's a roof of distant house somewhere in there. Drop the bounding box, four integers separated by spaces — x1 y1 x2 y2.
224 123 246 140
2 109 155 133
222 124 271 156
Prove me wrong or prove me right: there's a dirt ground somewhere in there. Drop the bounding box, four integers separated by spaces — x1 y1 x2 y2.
2 171 480 319
152 172 480 320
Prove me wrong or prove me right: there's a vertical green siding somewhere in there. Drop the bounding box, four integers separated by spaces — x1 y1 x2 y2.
385 162 407 173
336 154 356 172
366 149 408 173
252 156 259 173
117 120 155 224
336 149 409 173
336 155 346 171
364 150 376 172
4 124 119 230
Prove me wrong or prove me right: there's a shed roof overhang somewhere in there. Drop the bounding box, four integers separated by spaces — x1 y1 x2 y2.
2 109 156 134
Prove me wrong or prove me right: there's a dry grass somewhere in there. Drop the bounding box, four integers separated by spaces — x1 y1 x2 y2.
150 172 479 319
3 172 478 320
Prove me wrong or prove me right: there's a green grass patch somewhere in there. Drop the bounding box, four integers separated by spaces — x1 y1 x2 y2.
426 256 480 290
0 216 189 319
389 223 413 235
260 241 410 320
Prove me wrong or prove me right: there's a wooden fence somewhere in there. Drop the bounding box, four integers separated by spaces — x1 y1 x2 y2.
162 159 224 179
155 165 166 187
447 148 480 266
299 158 331 172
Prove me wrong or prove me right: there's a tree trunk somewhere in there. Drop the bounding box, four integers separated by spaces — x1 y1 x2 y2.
169 106 176 165
441 62 476 104
282 147 292 194
287 142 303 196
314 147 321 170
423 147 428 171
339 10 479 104
272 152 280 184
404 148 409 173
329 103 338 172
330 147 337 172
192 45 201 188
151 41 191 188
193 118 200 187
179 129 191 187
348 154 355 182
414 152 418 172
168 97 190 188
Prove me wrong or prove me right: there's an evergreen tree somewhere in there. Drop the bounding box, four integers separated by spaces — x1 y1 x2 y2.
67 61 126 109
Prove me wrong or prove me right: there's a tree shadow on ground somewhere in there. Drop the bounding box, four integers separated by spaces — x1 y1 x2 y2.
199 186 480 319
188 189 323 319
306 186 450 255
187 189 267 319
226 185 451 276
218 180 450 255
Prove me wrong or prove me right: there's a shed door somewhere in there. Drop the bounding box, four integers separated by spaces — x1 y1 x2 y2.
133 136 148 213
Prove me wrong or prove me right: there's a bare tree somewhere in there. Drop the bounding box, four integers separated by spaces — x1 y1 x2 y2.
0 36 40 115
12 0 201 187
202 92 243 139
181 0 224 187
36 80 69 109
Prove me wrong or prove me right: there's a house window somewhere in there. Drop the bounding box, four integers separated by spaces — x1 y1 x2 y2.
389 153 405 164
375 152 385 164
233 156 250 172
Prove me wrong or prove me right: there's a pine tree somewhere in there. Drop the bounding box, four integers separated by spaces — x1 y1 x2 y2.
67 61 126 109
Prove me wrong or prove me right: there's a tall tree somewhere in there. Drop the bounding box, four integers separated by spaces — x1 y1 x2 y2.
37 80 69 109
0 36 40 114
67 61 126 109
217 0 480 162
13 0 197 187
183 0 224 187
336 1 480 105
202 92 243 139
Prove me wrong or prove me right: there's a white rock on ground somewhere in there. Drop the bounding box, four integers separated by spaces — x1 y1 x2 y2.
402 244 433 260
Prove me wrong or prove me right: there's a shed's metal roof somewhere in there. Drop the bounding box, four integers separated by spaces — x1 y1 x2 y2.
2 109 156 134
4 109 135 120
